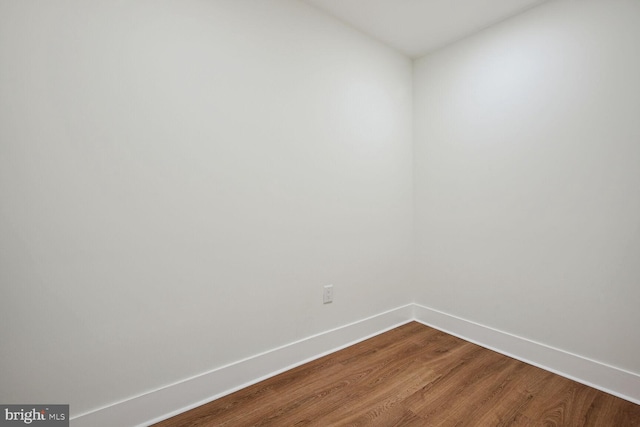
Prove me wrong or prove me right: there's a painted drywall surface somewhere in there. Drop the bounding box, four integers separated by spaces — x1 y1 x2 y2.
414 0 640 374
0 0 413 416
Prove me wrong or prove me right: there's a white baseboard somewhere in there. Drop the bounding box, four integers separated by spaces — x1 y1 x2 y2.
70 304 414 427
71 302 640 426
413 303 640 405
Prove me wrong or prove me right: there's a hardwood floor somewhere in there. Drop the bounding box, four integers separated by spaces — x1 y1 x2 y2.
153 322 640 426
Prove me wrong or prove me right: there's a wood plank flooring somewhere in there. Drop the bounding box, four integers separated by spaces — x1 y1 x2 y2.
153 322 640 426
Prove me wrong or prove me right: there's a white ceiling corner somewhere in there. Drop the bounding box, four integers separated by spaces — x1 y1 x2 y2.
301 0 550 58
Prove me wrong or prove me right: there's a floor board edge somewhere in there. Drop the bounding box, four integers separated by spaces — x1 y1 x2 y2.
413 303 640 406
70 304 414 427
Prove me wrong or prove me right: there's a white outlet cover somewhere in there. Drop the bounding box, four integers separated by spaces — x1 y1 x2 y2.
323 285 333 304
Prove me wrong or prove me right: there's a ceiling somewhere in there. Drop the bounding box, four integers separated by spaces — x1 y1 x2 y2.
301 0 549 58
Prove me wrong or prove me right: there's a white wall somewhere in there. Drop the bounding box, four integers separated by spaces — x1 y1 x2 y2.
4 0 639 420
0 0 413 417
414 0 640 374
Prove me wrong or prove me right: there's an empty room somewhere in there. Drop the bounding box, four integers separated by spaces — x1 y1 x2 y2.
1 0 639 425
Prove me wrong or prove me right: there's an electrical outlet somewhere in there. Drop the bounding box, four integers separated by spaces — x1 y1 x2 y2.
323 284 333 304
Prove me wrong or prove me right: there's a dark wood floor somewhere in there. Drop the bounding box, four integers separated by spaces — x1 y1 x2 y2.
153 322 640 426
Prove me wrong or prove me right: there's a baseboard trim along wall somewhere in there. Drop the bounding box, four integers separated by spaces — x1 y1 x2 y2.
70 304 415 427
413 304 640 406
71 303 640 426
